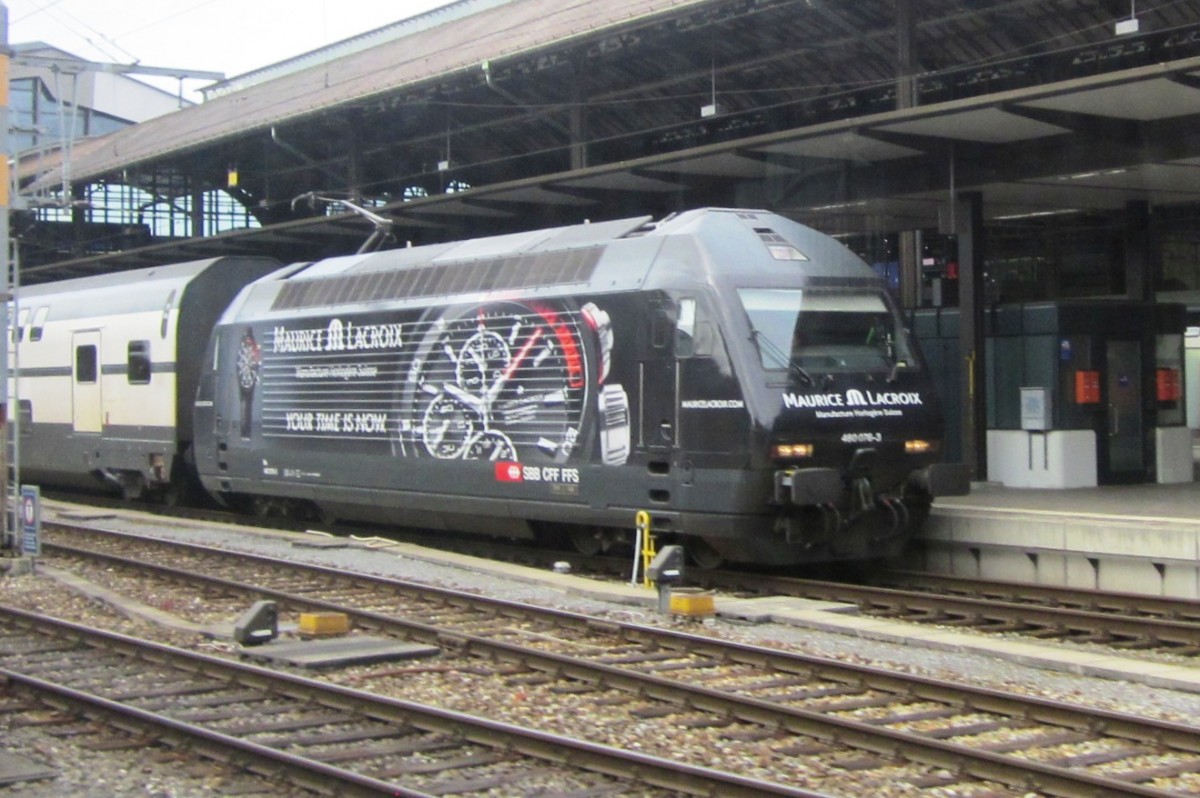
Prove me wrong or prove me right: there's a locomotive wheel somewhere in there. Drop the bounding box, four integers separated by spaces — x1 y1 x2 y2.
119 475 145 502
687 537 725 570
251 495 288 518
157 480 183 507
568 525 606 556
310 503 337 528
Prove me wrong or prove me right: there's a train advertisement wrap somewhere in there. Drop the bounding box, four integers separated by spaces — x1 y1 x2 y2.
239 298 631 480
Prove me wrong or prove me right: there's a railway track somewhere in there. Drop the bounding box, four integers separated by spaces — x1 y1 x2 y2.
0 605 801 798
41 491 1200 657
698 568 1200 655
133 492 1200 659
878 570 1200 627
30 517 1200 796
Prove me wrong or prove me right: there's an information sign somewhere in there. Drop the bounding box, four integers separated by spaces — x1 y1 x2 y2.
20 485 40 557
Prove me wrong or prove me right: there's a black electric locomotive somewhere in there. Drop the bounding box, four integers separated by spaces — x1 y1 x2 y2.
193 208 968 565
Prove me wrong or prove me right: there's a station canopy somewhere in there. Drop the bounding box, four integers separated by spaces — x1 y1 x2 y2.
16 0 1200 282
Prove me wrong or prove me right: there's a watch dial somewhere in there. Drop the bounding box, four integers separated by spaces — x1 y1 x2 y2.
404 301 590 462
466 430 517 461
420 391 476 458
456 329 509 394
236 331 261 391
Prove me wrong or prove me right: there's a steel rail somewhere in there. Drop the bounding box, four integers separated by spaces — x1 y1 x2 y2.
881 569 1200 622
0 605 830 798
42 526 1200 797
703 572 1200 648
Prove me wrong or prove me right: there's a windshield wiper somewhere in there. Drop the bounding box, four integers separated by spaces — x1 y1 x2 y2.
750 328 812 386
887 359 903 384
882 331 904 384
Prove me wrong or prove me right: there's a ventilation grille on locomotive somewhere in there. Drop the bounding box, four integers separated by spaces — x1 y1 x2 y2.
271 247 602 311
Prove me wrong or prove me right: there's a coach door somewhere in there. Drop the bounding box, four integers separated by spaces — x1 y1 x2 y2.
72 331 102 433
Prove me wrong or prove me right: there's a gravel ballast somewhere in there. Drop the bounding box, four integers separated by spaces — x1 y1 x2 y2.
6 510 1200 796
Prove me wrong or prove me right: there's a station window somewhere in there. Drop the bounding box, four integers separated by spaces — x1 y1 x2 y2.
75 345 97 383
128 340 151 384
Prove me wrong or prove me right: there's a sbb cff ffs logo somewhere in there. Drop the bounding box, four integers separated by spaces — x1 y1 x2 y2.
496 462 523 482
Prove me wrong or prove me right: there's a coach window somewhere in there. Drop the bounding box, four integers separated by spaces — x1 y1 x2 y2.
18 400 31 433
75 345 97 383
12 308 29 342
128 340 151 384
29 306 49 341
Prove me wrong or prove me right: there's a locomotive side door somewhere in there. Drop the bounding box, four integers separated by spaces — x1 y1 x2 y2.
71 331 102 434
638 298 678 453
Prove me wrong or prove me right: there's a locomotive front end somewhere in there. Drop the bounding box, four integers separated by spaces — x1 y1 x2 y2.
741 284 970 560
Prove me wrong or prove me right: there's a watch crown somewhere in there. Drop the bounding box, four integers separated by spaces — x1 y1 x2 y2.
582 302 613 383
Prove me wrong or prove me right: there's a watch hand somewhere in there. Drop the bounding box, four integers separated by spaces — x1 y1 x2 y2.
497 390 566 409
487 326 543 404
444 382 487 417
469 348 486 373
498 393 566 426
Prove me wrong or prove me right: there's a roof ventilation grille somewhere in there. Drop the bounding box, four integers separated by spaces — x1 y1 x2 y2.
753 227 808 262
271 247 602 311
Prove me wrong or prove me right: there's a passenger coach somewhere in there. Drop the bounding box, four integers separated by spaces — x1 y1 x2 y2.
12 256 280 500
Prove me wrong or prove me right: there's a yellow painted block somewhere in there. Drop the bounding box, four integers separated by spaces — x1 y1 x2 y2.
669 590 715 617
299 612 350 637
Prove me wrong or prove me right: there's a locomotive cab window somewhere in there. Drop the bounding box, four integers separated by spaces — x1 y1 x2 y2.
128 340 151 384
676 298 696 357
740 288 914 375
675 297 715 358
75 344 98 383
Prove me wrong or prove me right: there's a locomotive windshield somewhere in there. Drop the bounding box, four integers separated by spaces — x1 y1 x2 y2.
740 288 914 377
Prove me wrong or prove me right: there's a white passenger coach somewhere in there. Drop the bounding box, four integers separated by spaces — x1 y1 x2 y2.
11 256 280 500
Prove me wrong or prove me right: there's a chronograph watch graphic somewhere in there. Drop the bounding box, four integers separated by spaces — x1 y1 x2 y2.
236 327 261 438
398 299 628 466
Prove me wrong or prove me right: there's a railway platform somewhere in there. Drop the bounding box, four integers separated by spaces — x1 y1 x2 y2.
913 480 1200 599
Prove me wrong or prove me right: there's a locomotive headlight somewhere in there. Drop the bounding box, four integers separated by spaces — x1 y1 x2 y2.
772 443 814 459
904 439 936 454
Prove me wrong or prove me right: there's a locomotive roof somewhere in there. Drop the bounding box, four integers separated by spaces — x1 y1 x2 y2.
229 208 880 321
